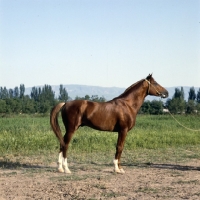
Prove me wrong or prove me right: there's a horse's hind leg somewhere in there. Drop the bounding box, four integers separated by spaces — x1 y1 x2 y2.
58 149 64 173
61 131 75 173
57 131 74 173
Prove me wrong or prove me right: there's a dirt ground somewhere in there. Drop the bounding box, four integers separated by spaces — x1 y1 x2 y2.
1 158 200 200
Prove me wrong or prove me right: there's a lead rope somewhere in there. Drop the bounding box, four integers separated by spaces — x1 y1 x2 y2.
167 109 200 166
168 110 200 132
145 78 200 131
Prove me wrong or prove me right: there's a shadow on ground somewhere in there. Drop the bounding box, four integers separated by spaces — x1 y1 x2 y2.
1 159 200 172
123 162 200 171
0 160 54 171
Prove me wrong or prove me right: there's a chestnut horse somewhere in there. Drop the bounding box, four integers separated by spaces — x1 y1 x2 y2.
50 74 168 173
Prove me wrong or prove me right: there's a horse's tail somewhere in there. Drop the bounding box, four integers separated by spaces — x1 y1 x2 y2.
50 102 66 147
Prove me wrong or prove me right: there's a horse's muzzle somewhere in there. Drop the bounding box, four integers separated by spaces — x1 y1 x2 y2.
160 91 169 98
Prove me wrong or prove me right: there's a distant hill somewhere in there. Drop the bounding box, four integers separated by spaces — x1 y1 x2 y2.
25 84 199 101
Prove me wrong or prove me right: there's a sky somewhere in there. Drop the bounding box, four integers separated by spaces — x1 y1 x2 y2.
0 0 200 89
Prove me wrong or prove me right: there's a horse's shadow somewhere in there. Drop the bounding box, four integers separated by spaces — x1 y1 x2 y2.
1 160 200 172
0 160 54 171
123 162 200 171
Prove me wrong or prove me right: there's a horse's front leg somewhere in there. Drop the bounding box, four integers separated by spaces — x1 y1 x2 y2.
57 131 74 174
113 130 127 173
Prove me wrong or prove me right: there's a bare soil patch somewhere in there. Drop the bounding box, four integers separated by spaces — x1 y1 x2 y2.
0 158 200 200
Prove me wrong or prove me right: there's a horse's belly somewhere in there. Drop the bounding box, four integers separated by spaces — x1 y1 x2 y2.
84 116 116 132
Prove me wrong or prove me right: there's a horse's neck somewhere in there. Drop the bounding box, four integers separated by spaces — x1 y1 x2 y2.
121 82 147 111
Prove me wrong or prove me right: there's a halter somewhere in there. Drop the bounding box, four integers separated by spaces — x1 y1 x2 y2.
145 79 162 97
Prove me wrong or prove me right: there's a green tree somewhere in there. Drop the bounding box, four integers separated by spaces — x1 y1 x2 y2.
196 102 200 114
5 98 21 113
8 89 14 98
38 85 55 113
22 95 35 113
196 88 200 103
30 87 41 112
91 95 99 101
75 96 82 100
39 100 50 113
20 84 25 99
90 95 106 102
197 88 200 114
84 95 90 100
186 100 196 114
150 100 163 115
58 85 69 102
19 84 25 113
174 87 184 99
0 87 9 99
140 100 151 114
186 87 197 114
166 87 185 114
0 100 6 113
99 96 106 102
14 87 19 98
188 87 196 101
30 87 39 101
180 87 184 99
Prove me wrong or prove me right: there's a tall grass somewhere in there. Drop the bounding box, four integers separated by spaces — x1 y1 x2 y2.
0 114 200 164
0 115 56 155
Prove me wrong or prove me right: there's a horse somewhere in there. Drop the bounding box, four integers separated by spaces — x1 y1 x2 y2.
50 74 168 174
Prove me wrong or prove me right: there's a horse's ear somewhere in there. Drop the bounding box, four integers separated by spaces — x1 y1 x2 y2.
146 73 152 80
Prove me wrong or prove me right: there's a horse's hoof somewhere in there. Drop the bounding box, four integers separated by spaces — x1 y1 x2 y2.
114 168 125 174
58 168 64 173
64 169 71 174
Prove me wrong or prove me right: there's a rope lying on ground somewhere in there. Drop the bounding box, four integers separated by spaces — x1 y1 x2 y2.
168 111 200 132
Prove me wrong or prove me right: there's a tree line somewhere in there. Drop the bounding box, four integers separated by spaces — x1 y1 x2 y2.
0 84 200 115
0 84 105 114
140 87 200 115
166 87 200 114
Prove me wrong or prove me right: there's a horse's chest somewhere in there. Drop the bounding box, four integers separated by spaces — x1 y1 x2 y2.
118 112 136 130
127 117 136 130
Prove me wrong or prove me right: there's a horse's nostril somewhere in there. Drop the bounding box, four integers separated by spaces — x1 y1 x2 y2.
162 91 168 98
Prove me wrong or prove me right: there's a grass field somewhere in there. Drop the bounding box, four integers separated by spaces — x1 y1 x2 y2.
0 114 200 165
1 114 200 200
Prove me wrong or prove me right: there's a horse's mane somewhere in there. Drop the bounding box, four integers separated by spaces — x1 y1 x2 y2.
123 79 144 93
113 79 145 99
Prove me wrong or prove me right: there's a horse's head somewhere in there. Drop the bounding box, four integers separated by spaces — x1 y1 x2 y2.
145 74 168 98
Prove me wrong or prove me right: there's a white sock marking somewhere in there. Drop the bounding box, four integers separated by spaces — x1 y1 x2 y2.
58 152 64 172
113 159 125 173
63 158 71 173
